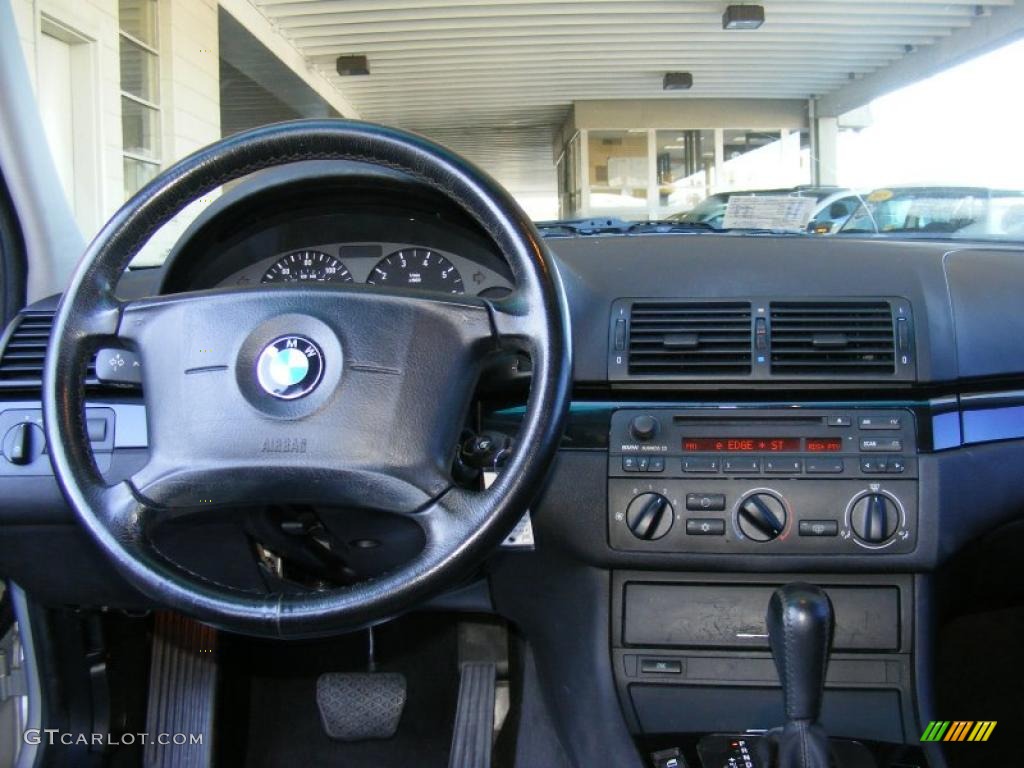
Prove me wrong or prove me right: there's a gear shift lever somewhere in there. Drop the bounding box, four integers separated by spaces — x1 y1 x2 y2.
762 583 835 768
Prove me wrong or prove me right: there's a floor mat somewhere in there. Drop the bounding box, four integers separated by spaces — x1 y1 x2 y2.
935 606 1022 768
218 615 459 768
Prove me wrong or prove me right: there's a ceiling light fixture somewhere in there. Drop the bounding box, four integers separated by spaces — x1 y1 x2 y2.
663 72 694 91
336 55 370 76
722 5 765 30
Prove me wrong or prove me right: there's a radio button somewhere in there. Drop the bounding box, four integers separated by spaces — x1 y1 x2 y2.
860 437 903 452
630 414 659 441
827 415 852 427
622 456 640 472
765 458 803 474
637 457 650 471
888 458 906 473
799 520 839 537
685 518 726 536
860 457 887 473
686 493 726 511
806 458 844 474
723 458 760 474
647 456 665 473
682 457 720 473
859 415 902 430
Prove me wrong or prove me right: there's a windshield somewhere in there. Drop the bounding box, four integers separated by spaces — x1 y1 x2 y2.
11 0 1024 261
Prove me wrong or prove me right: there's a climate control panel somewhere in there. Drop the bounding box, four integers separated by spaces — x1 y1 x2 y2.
608 408 918 555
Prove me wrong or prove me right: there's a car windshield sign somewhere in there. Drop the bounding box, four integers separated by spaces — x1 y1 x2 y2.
722 196 817 232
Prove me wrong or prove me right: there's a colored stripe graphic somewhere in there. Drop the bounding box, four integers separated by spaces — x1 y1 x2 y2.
921 720 996 742
968 722 997 741
920 721 950 741
945 721 973 741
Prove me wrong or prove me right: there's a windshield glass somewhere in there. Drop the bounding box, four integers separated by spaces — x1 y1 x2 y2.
840 188 1024 237
11 0 1024 261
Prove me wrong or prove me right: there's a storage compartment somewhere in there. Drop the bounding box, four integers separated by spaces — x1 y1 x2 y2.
623 583 900 651
630 685 904 742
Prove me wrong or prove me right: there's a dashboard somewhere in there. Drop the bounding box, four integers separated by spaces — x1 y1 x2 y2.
5 166 1024 605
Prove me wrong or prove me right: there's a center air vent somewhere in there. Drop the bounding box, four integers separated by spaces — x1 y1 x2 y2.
769 301 896 376
627 301 752 376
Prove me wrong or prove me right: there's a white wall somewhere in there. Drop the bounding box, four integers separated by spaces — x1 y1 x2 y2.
13 0 221 257
13 0 122 237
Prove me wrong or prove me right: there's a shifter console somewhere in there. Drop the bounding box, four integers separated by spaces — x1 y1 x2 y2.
608 408 918 555
693 734 877 768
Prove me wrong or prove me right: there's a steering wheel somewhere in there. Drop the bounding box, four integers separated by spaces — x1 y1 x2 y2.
43 120 572 637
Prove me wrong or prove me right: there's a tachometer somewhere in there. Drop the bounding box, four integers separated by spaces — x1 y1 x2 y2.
262 250 353 283
367 248 464 294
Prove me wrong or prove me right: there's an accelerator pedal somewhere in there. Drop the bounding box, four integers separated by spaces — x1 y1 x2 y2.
143 613 217 767
448 661 497 768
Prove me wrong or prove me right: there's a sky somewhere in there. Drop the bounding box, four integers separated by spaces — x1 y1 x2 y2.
836 37 1024 190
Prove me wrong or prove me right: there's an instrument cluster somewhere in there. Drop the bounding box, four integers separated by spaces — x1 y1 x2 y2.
219 242 512 298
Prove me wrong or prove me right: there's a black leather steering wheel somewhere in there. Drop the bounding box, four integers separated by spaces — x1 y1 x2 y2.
43 120 572 637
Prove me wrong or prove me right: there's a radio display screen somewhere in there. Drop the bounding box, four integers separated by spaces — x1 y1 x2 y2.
806 437 843 452
682 437 801 453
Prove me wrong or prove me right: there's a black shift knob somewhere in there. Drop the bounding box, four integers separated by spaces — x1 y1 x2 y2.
767 583 834 723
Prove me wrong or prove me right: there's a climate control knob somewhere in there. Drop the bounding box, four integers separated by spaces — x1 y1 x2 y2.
850 493 900 545
629 415 659 442
625 492 674 540
737 492 787 542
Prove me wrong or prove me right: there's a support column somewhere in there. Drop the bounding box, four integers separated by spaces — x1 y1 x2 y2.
713 128 724 193
579 129 590 217
814 116 840 186
647 128 658 220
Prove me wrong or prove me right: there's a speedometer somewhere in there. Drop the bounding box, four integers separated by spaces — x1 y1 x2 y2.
262 250 353 283
367 248 465 294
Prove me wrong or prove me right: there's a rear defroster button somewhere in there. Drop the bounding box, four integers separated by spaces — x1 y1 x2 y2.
799 520 839 537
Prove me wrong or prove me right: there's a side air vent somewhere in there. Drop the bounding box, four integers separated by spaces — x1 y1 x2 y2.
627 301 752 376
0 310 100 391
769 301 896 376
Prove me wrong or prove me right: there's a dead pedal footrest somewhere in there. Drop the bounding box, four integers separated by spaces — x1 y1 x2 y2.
143 613 218 767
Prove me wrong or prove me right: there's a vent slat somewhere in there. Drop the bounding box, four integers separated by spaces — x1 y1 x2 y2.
0 313 57 385
769 301 895 376
0 310 114 391
627 301 752 377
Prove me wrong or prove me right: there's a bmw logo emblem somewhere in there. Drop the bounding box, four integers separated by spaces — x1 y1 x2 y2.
256 335 325 400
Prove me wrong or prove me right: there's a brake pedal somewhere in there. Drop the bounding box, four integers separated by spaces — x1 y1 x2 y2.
316 626 406 741
316 672 407 741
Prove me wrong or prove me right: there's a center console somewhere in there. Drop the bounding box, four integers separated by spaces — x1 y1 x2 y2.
605 408 925 764
608 408 918 555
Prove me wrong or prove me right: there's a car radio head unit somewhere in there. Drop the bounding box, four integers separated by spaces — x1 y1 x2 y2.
608 408 918 555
